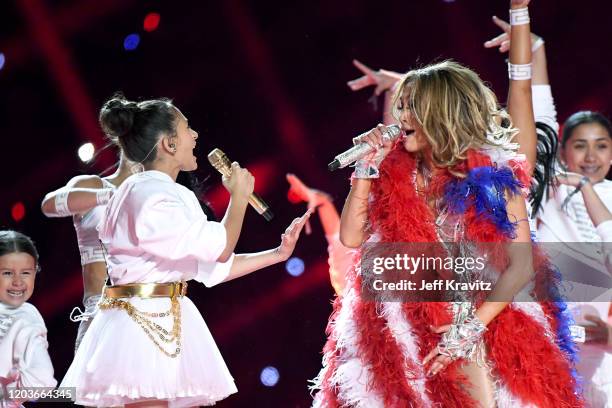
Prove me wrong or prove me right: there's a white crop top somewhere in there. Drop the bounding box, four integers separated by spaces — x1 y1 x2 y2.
72 178 116 265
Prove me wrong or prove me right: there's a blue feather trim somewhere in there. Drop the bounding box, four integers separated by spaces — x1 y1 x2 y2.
444 166 523 237
547 266 582 391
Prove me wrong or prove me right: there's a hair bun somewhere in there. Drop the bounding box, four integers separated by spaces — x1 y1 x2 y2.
99 94 139 141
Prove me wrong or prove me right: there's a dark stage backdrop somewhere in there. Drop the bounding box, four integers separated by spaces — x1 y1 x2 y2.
1 1 610 406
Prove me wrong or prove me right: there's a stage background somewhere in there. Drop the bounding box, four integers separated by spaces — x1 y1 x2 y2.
1 0 611 406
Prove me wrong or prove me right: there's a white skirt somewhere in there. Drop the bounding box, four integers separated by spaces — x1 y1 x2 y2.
60 296 237 407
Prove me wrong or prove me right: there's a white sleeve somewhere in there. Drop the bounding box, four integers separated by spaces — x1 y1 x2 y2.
195 253 235 287
133 192 228 264
0 321 57 388
6 324 57 390
532 85 559 134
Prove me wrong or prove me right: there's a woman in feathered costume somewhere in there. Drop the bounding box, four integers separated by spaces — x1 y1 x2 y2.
310 5 581 408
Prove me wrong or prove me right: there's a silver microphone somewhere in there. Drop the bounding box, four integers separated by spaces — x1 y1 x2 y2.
328 125 402 171
207 148 274 221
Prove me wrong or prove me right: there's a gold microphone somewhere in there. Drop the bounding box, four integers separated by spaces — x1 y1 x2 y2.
207 148 274 221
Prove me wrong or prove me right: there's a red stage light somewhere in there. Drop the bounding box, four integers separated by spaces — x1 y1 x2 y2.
143 12 160 32
11 202 25 222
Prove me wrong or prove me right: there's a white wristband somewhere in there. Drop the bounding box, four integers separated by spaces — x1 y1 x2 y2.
54 190 71 217
353 160 380 179
96 188 113 205
509 7 529 26
508 62 532 80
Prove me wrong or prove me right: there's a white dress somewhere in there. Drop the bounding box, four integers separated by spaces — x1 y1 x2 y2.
60 170 237 407
0 302 57 408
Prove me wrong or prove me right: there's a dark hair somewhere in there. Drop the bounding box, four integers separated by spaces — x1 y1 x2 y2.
561 111 612 147
530 122 559 216
99 93 177 164
0 230 40 271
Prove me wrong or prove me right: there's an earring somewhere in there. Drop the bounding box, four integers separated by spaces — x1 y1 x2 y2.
169 143 176 153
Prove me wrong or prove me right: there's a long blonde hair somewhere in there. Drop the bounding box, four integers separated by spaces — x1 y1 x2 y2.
392 60 517 171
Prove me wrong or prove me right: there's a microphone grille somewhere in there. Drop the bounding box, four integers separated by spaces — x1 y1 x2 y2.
207 148 232 176
386 124 401 139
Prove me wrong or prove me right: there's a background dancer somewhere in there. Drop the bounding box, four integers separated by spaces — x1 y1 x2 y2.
0 230 56 407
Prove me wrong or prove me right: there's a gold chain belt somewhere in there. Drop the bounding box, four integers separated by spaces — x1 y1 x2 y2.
100 281 188 358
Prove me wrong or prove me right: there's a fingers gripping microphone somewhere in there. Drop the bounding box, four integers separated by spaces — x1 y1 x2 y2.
207 149 274 221
328 125 402 171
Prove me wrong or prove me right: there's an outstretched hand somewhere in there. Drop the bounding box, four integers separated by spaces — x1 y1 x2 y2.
276 209 313 260
286 174 316 205
483 15 541 54
286 174 333 235
484 16 512 53
347 59 402 96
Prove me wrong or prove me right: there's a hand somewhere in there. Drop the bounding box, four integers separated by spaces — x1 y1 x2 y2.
222 162 255 199
286 174 332 208
276 209 313 260
483 16 541 54
353 124 395 164
347 59 402 96
286 173 312 203
422 324 453 376
556 172 588 188
583 314 611 344
287 173 331 235
0 366 20 386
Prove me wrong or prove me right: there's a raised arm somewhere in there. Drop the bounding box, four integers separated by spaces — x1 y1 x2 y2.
484 2 537 172
347 59 403 126
286 173 340 236
485 16 558 134
507 1 536 172
340 124 394 248
41 175 113 217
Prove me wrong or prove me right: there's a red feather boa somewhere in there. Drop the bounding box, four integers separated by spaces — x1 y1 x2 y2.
315 146 582 407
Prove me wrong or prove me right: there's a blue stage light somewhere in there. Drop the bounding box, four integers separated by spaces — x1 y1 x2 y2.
260 366 279 387
285 257 305 277
123 34 140 51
